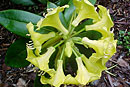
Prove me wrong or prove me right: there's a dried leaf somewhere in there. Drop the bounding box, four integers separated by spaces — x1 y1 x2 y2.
16 78 26 87
117 58 129 67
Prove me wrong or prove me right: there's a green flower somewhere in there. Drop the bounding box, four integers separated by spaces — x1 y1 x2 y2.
72 0 100 26
85 5 114 39
26 0 117 86
82 37 117 65
26 47 55 71
75 57 90 85
41 60 65 87
81 54 105 78
37 5 69 35
26 22 55 55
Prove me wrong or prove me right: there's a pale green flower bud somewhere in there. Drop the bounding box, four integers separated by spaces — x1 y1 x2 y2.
65 42 72 57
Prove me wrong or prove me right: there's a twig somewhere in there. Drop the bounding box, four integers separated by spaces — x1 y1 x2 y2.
115 22 130 25
107 74 114 87
25 80 30 87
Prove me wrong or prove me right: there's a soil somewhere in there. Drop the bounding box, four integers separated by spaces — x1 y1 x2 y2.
0 0 130 87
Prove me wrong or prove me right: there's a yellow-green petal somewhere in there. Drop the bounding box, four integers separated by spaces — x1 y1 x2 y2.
82 37 117 65
81 54 106 76
26 22 55 55
81 55 107 82
26 47 55 71
40 69 56 84
102 40 117 65
85 5 114 39
75 57 90 85
64 74 79 85
26 47 38 66
41 60 65 87
37 5 69 35
52 60 65 87
72 0 100 26
82 37 105 55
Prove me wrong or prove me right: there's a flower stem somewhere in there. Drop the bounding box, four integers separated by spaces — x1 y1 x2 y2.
71 28 85 37
68 11 76 32
72 48 79 58
60 45 65 60
73 45 82 56
54 40 64 48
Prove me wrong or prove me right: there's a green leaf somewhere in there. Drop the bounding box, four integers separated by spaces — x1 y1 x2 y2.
49 48 59 68
0 10 42 37
75 44 94 58
57 0 70 6
34 74 43 87
76 30 102 40
117 41 122 45
5 38 30 68
119 30 125 35
47 2 67 28
64 0 75 27
128 32 130 35
36 26 58 34
47 1 57 8
88 0 97 5
75 19 93 31
59 13 68 28
11 0 35 6
38 0 47 4
34 74 51 87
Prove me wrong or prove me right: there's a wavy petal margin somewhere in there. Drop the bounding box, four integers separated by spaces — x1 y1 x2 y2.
37 5 69 35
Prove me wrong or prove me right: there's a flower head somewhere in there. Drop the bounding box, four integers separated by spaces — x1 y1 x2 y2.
26 0 117 86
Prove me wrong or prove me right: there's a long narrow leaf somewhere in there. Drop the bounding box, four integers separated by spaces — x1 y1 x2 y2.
0 10 42 37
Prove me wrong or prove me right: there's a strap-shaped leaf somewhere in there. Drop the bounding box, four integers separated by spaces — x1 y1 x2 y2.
64 0 75 27
11 0 35 6
76 30 102 40
58 0 70 6
38 0 47 4
0 10 42 37
88 0 97 5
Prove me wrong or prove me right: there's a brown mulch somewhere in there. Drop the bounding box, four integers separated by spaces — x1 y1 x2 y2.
0 0 130 87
